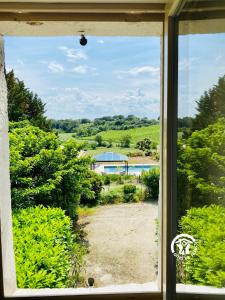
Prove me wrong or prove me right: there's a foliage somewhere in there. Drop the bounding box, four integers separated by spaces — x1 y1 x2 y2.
120 134 132 148
9 121 97 218
95 135 103 146
177 118 225 217
141 168 160 201
178 205 225 288
127 150 144 157
13 206 86 288
135 138 157 156
77 206 97 218
123 184 138 202
80 171 103 207
100 189 123 205
7 70 50 131
193 75 225 131
51 115 159 136
102 173 134 185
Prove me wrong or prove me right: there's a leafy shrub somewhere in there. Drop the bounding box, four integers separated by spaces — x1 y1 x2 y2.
136 188 145 202
13 206 86 288
102 174 134 184
103 175 111 185
123 184 138 202
80 171 103 207
100 190 123 205
127 151 144 157
90 142 97 150
120 134 132 148
178 205 225 287
141 168 160 201
9 121 94 218
95 135 103 146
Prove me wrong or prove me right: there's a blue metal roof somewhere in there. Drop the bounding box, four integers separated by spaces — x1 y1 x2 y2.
94 152 128 162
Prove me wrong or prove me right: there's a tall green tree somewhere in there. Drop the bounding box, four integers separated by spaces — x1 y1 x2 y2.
193 75 225 130
6 70 50 131
177 118 225 217
9 121 101 218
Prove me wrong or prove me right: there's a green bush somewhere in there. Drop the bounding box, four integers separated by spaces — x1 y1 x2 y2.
127 151 144 157
141 168 160 201
103 175 111 185
102 174 134 184
123 184 138 202
13 206 86 288
80 172 103 207
100 190 123 205
178 205 225 287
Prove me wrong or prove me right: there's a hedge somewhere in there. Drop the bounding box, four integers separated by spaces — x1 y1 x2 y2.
179 205 225 287
13 206 86 288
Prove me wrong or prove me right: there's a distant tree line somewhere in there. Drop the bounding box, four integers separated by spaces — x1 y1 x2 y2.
50 115 159 137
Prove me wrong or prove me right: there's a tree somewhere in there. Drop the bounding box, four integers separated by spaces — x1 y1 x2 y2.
9 121 101 218
135 138 154 155
95 134 103 146
120 134 131 148
6 70 50 131
177 118 225 217
193 75 225 131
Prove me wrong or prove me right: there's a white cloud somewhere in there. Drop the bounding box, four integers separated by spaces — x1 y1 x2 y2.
71 65 97 75
47 61 64 73
59 46 88 61
72 65 88 74
116 65 160 79
45 87 160 120
97 40 104 44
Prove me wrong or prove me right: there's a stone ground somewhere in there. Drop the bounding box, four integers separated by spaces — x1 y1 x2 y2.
79 202 158 287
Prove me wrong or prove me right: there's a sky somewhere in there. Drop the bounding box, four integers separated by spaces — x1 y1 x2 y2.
4 33 225 120
5 36 160 120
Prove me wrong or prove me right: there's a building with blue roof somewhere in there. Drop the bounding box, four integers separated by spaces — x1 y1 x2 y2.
93 152 129 174
94 152 128 162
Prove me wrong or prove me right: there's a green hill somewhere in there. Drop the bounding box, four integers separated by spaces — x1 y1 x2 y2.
59 124 160 145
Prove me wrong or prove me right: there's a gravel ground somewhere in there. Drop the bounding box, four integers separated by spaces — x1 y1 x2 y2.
79 202 158 287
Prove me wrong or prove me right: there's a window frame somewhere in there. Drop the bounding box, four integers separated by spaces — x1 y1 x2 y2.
0 1 225 300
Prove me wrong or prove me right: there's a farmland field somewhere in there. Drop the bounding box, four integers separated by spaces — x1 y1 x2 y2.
59 125 160 156
59 125 160 145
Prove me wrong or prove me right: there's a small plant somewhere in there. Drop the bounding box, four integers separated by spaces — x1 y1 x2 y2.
120 134 132 148
95 134 103 146
123 184 138 202
141 168 160 201
103 175 111 185
100 190 123 205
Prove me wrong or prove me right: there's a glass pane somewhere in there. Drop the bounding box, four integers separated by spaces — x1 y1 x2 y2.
5 35 161 290
176 0 225 291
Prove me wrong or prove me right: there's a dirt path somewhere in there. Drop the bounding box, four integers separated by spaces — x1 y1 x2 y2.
79 202 158 287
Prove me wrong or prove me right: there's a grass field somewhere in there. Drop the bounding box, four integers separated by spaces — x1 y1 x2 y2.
59 125 160 145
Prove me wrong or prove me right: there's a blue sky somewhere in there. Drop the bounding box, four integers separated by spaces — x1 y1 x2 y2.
5 36 160 120
4 33 225 120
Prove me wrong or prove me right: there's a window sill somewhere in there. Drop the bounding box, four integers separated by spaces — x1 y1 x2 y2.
176 284 225 300
9 281 160 299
